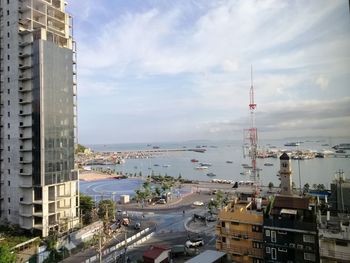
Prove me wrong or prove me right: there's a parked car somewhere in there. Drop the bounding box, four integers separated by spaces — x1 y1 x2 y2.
193 201 204 206
185 237 204 248
157 199 166 204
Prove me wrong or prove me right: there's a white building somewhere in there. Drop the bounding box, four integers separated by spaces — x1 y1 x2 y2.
0 0 79 237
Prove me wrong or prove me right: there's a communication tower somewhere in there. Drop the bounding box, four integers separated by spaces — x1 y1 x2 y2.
243 66 259 182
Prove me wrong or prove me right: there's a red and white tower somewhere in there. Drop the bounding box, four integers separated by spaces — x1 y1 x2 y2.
244 66 259 182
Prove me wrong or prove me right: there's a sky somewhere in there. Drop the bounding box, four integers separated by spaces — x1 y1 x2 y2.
66 0 350 144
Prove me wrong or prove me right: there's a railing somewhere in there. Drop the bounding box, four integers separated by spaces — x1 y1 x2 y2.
264 218 317 232
216 227 263 240
217 242 263 258
320 248 350 261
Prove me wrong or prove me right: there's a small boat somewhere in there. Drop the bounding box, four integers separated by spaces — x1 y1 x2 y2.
241 163 249 167
162 164 171 168
206 172 216 177
200 162 212 167
191 159 199 163
284 142 300 147
321 144 329 146
264 163 274 166
315 152 324 158
153 164 160 167
332 143 350 150
226 161 233 164
195 166 209 170
335 150 346 154
153 146 160 149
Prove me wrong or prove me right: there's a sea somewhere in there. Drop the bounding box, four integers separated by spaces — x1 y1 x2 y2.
86 137 350 188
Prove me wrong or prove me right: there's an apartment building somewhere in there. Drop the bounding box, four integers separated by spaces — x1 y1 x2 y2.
0 0 79 237
263 153 319 262
216 198 264 263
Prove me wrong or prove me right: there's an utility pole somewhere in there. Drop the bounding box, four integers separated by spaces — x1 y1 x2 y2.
123 232 128 263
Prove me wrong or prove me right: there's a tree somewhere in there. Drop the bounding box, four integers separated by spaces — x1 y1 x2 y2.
98 200 116 221
268 182 274 191
312 184 317 190
303 183 310 194
215 190 224 208
154 186 161 197
80 194 94 225
317 184 325 191
0 245 16 263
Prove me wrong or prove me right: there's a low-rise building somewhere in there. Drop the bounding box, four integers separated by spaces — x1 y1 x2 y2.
216 198 264 263
318 215 350 262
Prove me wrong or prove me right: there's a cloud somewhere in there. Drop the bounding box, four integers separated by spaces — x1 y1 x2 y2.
67 0 350 143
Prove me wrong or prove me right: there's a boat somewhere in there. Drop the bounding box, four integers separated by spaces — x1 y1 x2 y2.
315 152 324 158
284 142 300 146
335 150 346 154
189 148 206 153
264 163 274 166
206 172 216 177
153 146 160 149
332 144 350 150
153 164 159 167
321 144 329 146
191 159 199 163
226 161 233 164
241 163 249 167
162 164 171 168
200 162 212 167
195 166 209 170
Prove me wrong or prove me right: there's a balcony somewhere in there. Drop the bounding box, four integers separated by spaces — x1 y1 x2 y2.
19 64 32 70
19 211 32 217
229 245 264 258
20 171 32 176
19 87 33 93
19 99 32 104
19 41 32 47
320 248 350 261
20 200 33 205
19 184 32 188
18 52 32 58
18 75 33 81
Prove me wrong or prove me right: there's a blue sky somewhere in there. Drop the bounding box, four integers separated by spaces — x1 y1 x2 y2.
66 0 350 144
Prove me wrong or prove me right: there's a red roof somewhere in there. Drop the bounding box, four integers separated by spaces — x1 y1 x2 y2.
143 245 170 260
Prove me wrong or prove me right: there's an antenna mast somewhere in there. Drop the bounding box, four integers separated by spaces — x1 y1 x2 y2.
244 66 259 182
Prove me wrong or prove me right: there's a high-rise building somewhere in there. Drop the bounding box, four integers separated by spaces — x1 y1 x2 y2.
0 0 79 237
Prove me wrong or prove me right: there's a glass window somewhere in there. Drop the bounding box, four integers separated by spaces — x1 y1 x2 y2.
271 231 276 242
266 229 270 236
271 248 277 260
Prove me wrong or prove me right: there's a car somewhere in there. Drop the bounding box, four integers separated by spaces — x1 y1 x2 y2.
134 222 141 230
193 201 204 206
185 238 204 248
157 199 166 204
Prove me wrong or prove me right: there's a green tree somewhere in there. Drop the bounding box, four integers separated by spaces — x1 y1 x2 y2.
98 200 116 221
317 184 325 191
215 190 224 208
75 144 87 154
80 194 94 225
0 245 16 263
312 184 317 190
154 186 161 197
303 183 310 194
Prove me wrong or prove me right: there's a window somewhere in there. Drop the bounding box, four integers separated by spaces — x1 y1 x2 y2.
7 10 9 15
289 243 295 248
252 225 262 232
7 112 10 117
253 242 263 249
271 230 276 242
282 163 287 167
8 158 10 163
7 43 10 48
8 209 10 215
304 253 315 262
271 248 277 260
8 198 10 203
297 244 303 250
7 89 10 94
266 247 270 254
7 135 10 140
7 180 10 186
278 231 287 235
222 237 226 243
7 21 9 26
7 0 9 4
7 123 10 128
278 248 287 252
7 146 10 151
7 66 10 71
265 229 270 236
303 235 315 243
7 55 10 60
221 221 225 227
7 32 10 38
7 100 10 105
7 77 10 83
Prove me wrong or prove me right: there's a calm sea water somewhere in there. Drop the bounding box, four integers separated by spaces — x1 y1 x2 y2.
87 138 350 188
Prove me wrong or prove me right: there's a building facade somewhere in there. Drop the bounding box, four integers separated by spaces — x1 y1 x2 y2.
216 198 264 263
263 153 319 262
0 0 79 237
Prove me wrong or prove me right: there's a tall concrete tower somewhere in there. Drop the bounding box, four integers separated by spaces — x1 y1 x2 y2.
279 152 292 195
0 0 79 237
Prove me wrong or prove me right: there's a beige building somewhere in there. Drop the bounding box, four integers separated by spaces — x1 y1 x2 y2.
216 198 264 262
0 0 79 237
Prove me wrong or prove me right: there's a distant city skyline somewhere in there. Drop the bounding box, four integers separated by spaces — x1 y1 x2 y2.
67 0 350 144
